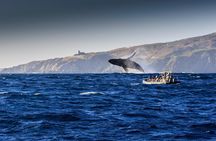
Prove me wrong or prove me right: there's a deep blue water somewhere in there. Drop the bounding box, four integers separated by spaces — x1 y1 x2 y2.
0 73 216 141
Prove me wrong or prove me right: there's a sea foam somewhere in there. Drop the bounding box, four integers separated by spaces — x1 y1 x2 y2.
79 91 104 95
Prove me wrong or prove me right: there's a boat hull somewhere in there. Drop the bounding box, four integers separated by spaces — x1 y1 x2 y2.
143 80 179 85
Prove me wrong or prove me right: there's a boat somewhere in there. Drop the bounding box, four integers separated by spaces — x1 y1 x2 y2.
143 71 179 84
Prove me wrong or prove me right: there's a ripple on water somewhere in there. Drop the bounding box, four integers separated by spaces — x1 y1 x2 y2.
0 91 8 95
79 91 105 95
0 74 215 140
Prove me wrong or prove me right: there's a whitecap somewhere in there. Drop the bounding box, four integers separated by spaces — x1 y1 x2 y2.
34 93 41 96
0 92 8 95
80 91 104 95
130 83 140 86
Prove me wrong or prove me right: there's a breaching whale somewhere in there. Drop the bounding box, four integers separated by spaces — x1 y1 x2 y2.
108 53 144 72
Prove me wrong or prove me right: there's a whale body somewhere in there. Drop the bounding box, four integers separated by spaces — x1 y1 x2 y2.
108 53 144 72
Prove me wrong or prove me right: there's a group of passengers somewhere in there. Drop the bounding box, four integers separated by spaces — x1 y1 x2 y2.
146 72 174 83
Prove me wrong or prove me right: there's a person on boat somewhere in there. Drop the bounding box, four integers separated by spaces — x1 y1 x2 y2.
172 78 175 83
155 76 159 82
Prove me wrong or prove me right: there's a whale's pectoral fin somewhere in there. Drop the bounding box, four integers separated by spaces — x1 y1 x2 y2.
138 67 145 72
127 52 136 60
136 65 145 72
123 66 129 72
133 62 145 72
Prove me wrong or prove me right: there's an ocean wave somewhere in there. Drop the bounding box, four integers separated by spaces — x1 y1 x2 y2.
107 91 122 94
0 92 8 95
0 74 215 140
130 83 140 86
79 91 105 95
34 93 41 96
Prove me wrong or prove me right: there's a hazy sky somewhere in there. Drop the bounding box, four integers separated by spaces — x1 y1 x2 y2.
1 0 216 68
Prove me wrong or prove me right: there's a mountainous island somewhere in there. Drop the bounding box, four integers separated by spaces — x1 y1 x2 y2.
1 32 216 73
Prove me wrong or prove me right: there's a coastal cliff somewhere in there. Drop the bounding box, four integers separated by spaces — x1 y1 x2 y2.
2 32 216 73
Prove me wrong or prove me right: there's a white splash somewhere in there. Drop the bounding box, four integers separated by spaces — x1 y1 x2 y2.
34 93 41 96
80 91 104 95
0 91 8 95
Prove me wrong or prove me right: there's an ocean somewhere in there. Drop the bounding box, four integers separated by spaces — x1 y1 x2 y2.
0 73 215 140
